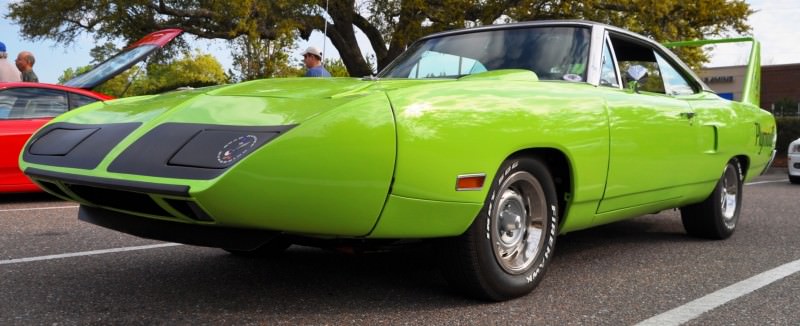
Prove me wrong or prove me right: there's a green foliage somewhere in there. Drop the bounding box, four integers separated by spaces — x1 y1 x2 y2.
89 42 120 64
58 66 92 84
776 117 800 160
58 50 228 97
773 98 799 115
230 33 300 81
324 59 350 77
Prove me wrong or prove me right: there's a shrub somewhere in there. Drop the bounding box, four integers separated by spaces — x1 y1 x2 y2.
774 117 800 167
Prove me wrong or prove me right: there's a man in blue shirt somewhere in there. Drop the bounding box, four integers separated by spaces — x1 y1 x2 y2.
302 46 331 77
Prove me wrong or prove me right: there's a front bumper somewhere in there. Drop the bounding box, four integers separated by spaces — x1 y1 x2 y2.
760 149 777 175
789 153 800 176
25 168 209 222
79 205 278 250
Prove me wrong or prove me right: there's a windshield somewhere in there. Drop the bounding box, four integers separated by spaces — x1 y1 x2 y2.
379 26 591 82
63 44 158 89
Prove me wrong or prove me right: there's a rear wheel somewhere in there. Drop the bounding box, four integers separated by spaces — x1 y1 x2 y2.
439 157 559 301
680 159 742 239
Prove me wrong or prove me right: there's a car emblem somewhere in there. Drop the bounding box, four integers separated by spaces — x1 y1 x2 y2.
217 135 258 164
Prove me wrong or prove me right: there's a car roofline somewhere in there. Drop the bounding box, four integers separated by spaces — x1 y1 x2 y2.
0 82 113 100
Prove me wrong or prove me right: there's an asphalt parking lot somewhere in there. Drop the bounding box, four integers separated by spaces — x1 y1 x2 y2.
1 169 799 325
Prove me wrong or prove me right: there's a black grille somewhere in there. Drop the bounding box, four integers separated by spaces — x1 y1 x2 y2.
66 184 171 217
36 180 70 199
163 198 214 221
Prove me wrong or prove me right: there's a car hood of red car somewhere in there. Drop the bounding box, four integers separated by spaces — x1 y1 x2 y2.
62 29 183 90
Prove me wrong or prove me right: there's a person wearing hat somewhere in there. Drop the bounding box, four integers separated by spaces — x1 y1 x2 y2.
302 46 331 77
15 51 38 82
0 41 22 82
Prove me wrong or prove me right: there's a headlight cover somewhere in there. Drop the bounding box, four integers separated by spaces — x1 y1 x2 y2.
108 123 295 179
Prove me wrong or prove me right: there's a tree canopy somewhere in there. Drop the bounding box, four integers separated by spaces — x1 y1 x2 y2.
8 0 753 77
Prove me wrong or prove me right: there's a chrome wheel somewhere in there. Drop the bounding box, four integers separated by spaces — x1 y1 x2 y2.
720 164 739 227
438 157 559 301
491 171 547 274
680 158 742 240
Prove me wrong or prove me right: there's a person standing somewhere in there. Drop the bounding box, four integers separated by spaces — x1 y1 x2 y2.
15 51 38 82
0 42 22 82
302 46 331 77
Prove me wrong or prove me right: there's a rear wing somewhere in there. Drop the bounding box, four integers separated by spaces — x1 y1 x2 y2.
663 37 761 107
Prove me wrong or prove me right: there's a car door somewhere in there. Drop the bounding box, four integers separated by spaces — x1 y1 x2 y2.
0 87 69 189
596 33 700 214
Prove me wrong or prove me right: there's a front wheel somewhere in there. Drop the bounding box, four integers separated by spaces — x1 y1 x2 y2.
680 158 743 239
439 157 559 301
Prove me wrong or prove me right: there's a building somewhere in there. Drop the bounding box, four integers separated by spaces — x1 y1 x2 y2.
699 63 800 116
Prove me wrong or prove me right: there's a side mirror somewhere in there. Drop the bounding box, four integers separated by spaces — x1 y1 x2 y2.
626 65 648 93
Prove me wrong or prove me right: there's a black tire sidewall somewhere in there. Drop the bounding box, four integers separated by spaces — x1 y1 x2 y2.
471 157 559 299
716 159 743 235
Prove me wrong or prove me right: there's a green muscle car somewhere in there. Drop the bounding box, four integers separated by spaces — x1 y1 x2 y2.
19 20 776 301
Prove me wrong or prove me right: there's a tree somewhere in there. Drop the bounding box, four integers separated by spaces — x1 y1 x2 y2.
59 49 228 97
230 33 299 81
8 0 753 76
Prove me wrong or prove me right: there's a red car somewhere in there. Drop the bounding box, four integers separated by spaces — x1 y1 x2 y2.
0 28 182 193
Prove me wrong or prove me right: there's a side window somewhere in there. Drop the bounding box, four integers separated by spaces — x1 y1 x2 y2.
0 94 12 119
655 53 696 95
68 92 100 109
610 35 666 94
600 39 620 88
1 88 68 119
408 51 487 78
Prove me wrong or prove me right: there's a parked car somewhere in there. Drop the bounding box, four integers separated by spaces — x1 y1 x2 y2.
19 20 775 300
0 28 182 193
0 83 112 192
789 138 800 184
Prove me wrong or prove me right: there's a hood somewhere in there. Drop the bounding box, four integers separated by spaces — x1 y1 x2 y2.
54 79 390 127
62 29 183 90
55 72 530 127
209 77 386 99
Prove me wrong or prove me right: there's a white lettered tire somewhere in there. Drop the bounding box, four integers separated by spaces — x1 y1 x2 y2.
439 157 559 301
680 158 743 239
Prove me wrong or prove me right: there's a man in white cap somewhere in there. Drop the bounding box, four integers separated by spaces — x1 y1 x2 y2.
0 41 22 82
302 46 331 77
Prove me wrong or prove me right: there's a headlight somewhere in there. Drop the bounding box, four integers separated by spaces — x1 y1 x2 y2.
791 143 800 154
169 130 279 169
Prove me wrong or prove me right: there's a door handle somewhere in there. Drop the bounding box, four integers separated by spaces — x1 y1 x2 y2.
680 112 695 119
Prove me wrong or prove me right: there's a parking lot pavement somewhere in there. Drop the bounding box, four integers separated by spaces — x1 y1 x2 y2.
1 169 799 325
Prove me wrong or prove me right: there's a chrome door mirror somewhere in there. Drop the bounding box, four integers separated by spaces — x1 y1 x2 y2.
626 65 648 93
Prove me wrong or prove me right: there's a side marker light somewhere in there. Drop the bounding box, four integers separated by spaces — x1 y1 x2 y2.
456 174 486 191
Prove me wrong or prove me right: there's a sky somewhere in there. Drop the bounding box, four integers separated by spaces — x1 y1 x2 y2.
1 0 798 84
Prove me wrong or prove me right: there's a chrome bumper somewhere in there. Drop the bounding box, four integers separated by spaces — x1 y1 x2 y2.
760 149 777 175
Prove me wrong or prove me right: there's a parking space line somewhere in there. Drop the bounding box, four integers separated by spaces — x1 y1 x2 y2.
636 258 800 326
745 179 788 186
0 205 79 213
0 243 182 265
